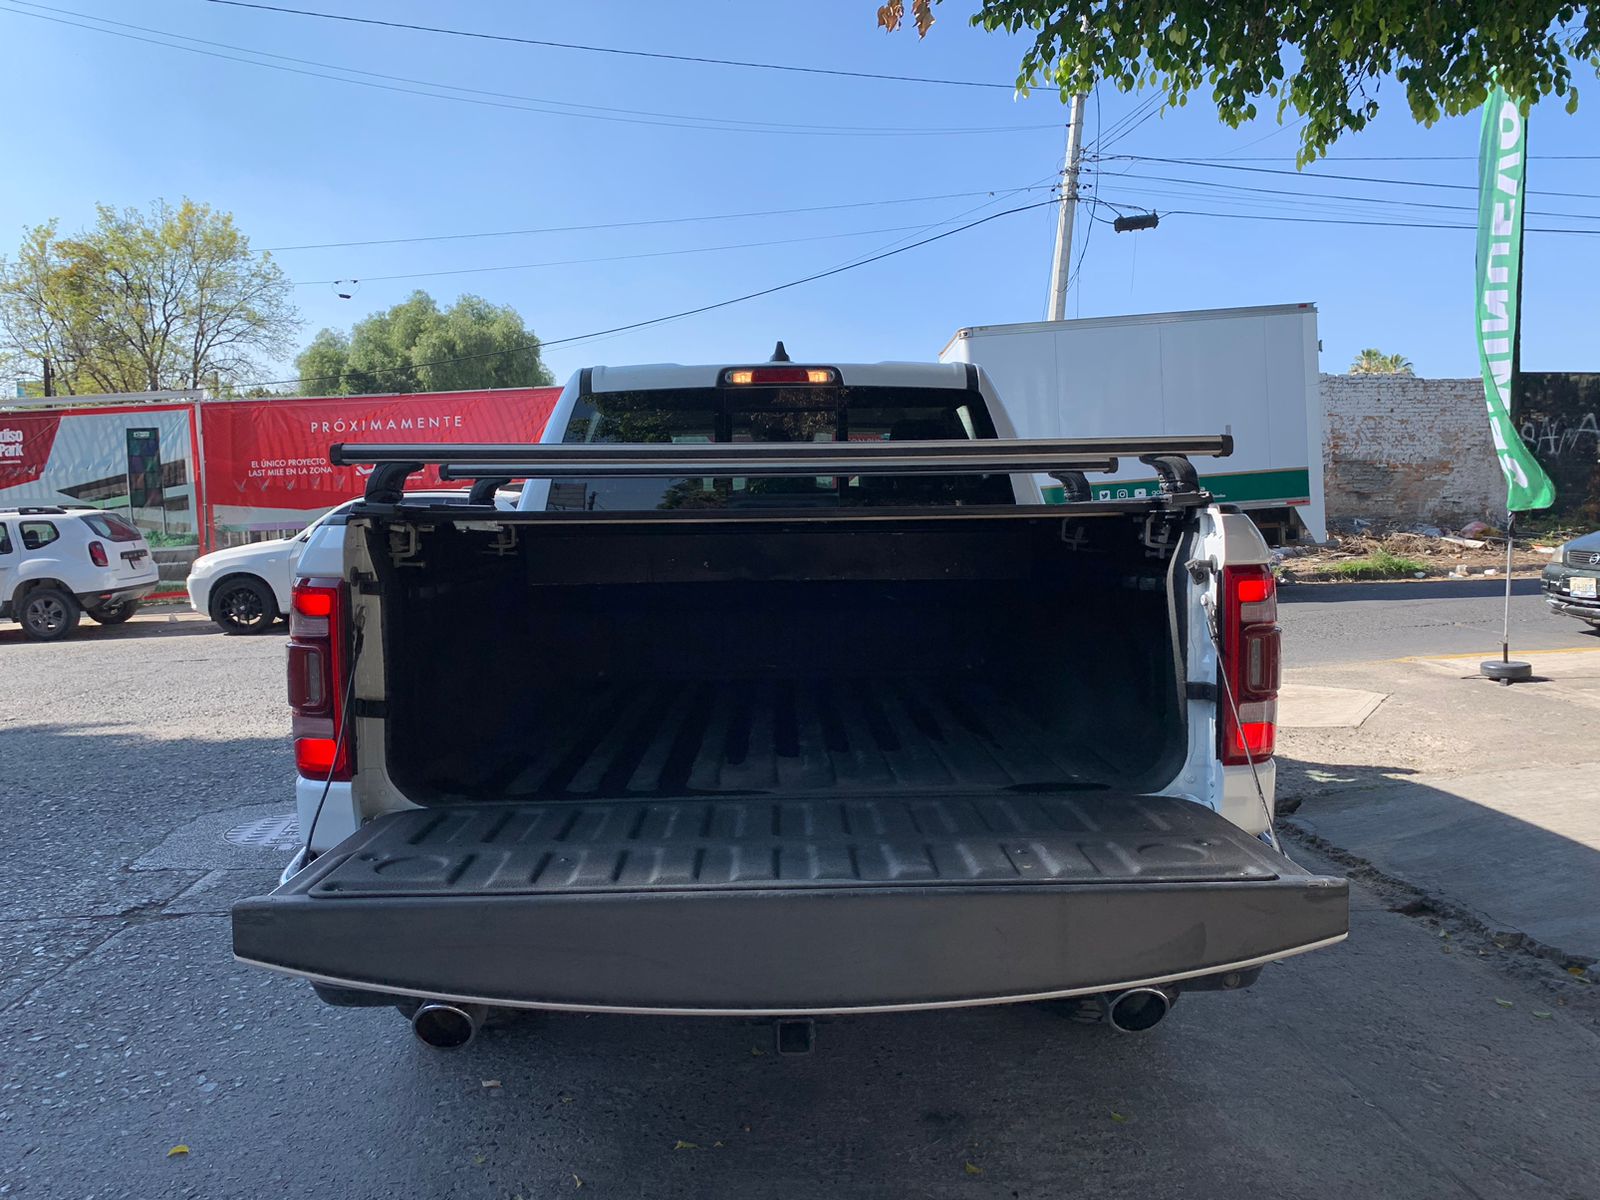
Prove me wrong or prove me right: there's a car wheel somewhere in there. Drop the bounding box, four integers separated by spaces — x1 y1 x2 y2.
209 577 278 635
20 587 82 641
87 599 139 625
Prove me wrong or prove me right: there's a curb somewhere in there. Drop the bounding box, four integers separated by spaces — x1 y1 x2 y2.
1280 820 1595 987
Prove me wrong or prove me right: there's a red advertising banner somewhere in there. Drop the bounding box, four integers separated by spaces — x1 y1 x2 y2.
0 411 64 488
199 387 559 537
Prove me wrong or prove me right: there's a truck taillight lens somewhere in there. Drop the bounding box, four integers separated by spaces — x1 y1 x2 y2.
88 540 108 567
288 577 353 781
720 366 838 385
1220 564 1280 766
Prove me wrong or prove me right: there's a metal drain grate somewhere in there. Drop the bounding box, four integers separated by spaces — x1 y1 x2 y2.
225 814 302 851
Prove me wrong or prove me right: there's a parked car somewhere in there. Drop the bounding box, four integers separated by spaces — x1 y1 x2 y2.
187 489 507 634
231 354 1349 1049
1543 529 1600 630
0 506 159 641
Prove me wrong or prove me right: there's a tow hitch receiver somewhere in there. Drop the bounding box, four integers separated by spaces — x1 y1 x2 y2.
775 1018 816 1055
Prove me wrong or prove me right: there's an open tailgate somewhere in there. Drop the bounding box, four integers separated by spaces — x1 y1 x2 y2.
234 793 1347 1014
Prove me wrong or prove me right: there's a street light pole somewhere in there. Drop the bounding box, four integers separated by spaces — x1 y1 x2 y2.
1046 90 1088 322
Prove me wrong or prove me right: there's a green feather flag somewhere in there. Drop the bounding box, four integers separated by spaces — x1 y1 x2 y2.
1475 87 1555 513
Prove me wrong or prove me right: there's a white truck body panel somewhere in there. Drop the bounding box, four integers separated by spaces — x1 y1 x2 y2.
939 304 1325 541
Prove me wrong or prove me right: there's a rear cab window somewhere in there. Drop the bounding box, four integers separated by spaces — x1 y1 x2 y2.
83 513 143 542
0 523 11 554
549 383 1012 512
19 521 59 550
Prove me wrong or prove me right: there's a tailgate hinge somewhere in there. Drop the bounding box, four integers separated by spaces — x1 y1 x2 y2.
1185 681 1218 703
351 698 388 719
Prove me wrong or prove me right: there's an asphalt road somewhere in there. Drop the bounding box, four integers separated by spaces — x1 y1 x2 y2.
1280 577 1598 666
3 607 1597 1199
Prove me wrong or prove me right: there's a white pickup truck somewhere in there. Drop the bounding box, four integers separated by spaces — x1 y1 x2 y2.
233 352 1347 1048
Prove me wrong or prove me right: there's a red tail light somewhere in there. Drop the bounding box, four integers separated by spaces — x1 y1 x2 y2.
1220 564 1280 766
87 540 108 567
288 577 353 780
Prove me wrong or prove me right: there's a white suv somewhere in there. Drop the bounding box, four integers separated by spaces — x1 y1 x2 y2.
0 506 160 641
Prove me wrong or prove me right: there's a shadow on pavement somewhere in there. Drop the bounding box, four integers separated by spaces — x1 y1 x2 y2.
1275 757 1420 812
0 615 274 646
1277 752 1600 966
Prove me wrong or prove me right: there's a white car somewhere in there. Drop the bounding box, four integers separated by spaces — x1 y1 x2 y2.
187 489 512 634
0 506 159 641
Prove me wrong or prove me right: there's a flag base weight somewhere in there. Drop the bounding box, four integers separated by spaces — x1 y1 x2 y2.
1481 659 1533 685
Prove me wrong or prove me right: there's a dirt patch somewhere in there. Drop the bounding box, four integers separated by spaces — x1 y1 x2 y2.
1281 531 1562 582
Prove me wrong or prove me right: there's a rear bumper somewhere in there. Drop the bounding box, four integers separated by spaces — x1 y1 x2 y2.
80 582 156 606
233 796 1349 1015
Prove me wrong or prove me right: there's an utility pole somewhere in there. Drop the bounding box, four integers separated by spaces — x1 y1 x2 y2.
1046 89 1088 322
42 356 54 397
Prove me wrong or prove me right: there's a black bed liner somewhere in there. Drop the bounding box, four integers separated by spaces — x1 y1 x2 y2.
234 794 1348 1013
426 678 1126 801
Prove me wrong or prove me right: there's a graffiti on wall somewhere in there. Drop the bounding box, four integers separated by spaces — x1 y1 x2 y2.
1517 373 1600 523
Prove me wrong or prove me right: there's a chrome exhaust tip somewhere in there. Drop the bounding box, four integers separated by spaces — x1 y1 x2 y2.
1104 987 1173 1033
411 1002 485 1049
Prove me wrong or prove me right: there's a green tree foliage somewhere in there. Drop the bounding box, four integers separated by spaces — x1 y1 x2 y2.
1349 348 1415 375
0 200 297 395
294 291 554 396
878 2 1598 161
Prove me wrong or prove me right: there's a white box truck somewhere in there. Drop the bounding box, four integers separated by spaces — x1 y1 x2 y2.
940 303 1325 542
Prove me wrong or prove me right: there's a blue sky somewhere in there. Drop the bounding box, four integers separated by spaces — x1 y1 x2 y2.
2 0 1597 389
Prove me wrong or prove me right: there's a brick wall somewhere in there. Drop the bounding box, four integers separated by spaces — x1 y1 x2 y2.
1320 374 1506 527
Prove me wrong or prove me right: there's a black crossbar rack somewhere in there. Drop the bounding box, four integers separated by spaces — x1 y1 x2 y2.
340 435 1222 476
332 435 1232 502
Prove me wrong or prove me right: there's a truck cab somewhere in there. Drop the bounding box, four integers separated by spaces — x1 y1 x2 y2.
232 355 1347 1045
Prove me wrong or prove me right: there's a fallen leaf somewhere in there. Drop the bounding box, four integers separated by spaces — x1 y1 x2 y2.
572 1174 584 1189
1532 1010 1552 1020
166 1145 189 1158
964 1162 983 1176
472 1155 486 1166
673 1140 700 1151
1494 998 1514 1008
560 1095 574 1104
481 1080 501 1089
1567 966 1588 978
713 1141 725 1148
1110 1112 1128 1123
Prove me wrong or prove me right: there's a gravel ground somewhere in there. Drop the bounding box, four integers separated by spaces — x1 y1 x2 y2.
2 608 1597 1199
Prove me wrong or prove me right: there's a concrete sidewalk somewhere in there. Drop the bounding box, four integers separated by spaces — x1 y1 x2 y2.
1276 648 1600 967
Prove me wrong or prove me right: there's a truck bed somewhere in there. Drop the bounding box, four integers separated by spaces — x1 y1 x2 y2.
377 515 1189 804
437 675 1126 799
234 793 1348 1012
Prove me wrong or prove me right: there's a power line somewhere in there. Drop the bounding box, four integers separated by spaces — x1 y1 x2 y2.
261 185 1060 252
1097 204 1600 235
828 175 1059 276
244 198 1059 391
2 2 1051 136
1085 92 1162 154
202 0 1015 89
1096 153 1600 200
1167 154 1600 162
1091 169 1600 222
1094 94 1165 153
291 222 954 286
1212 115 1312 157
